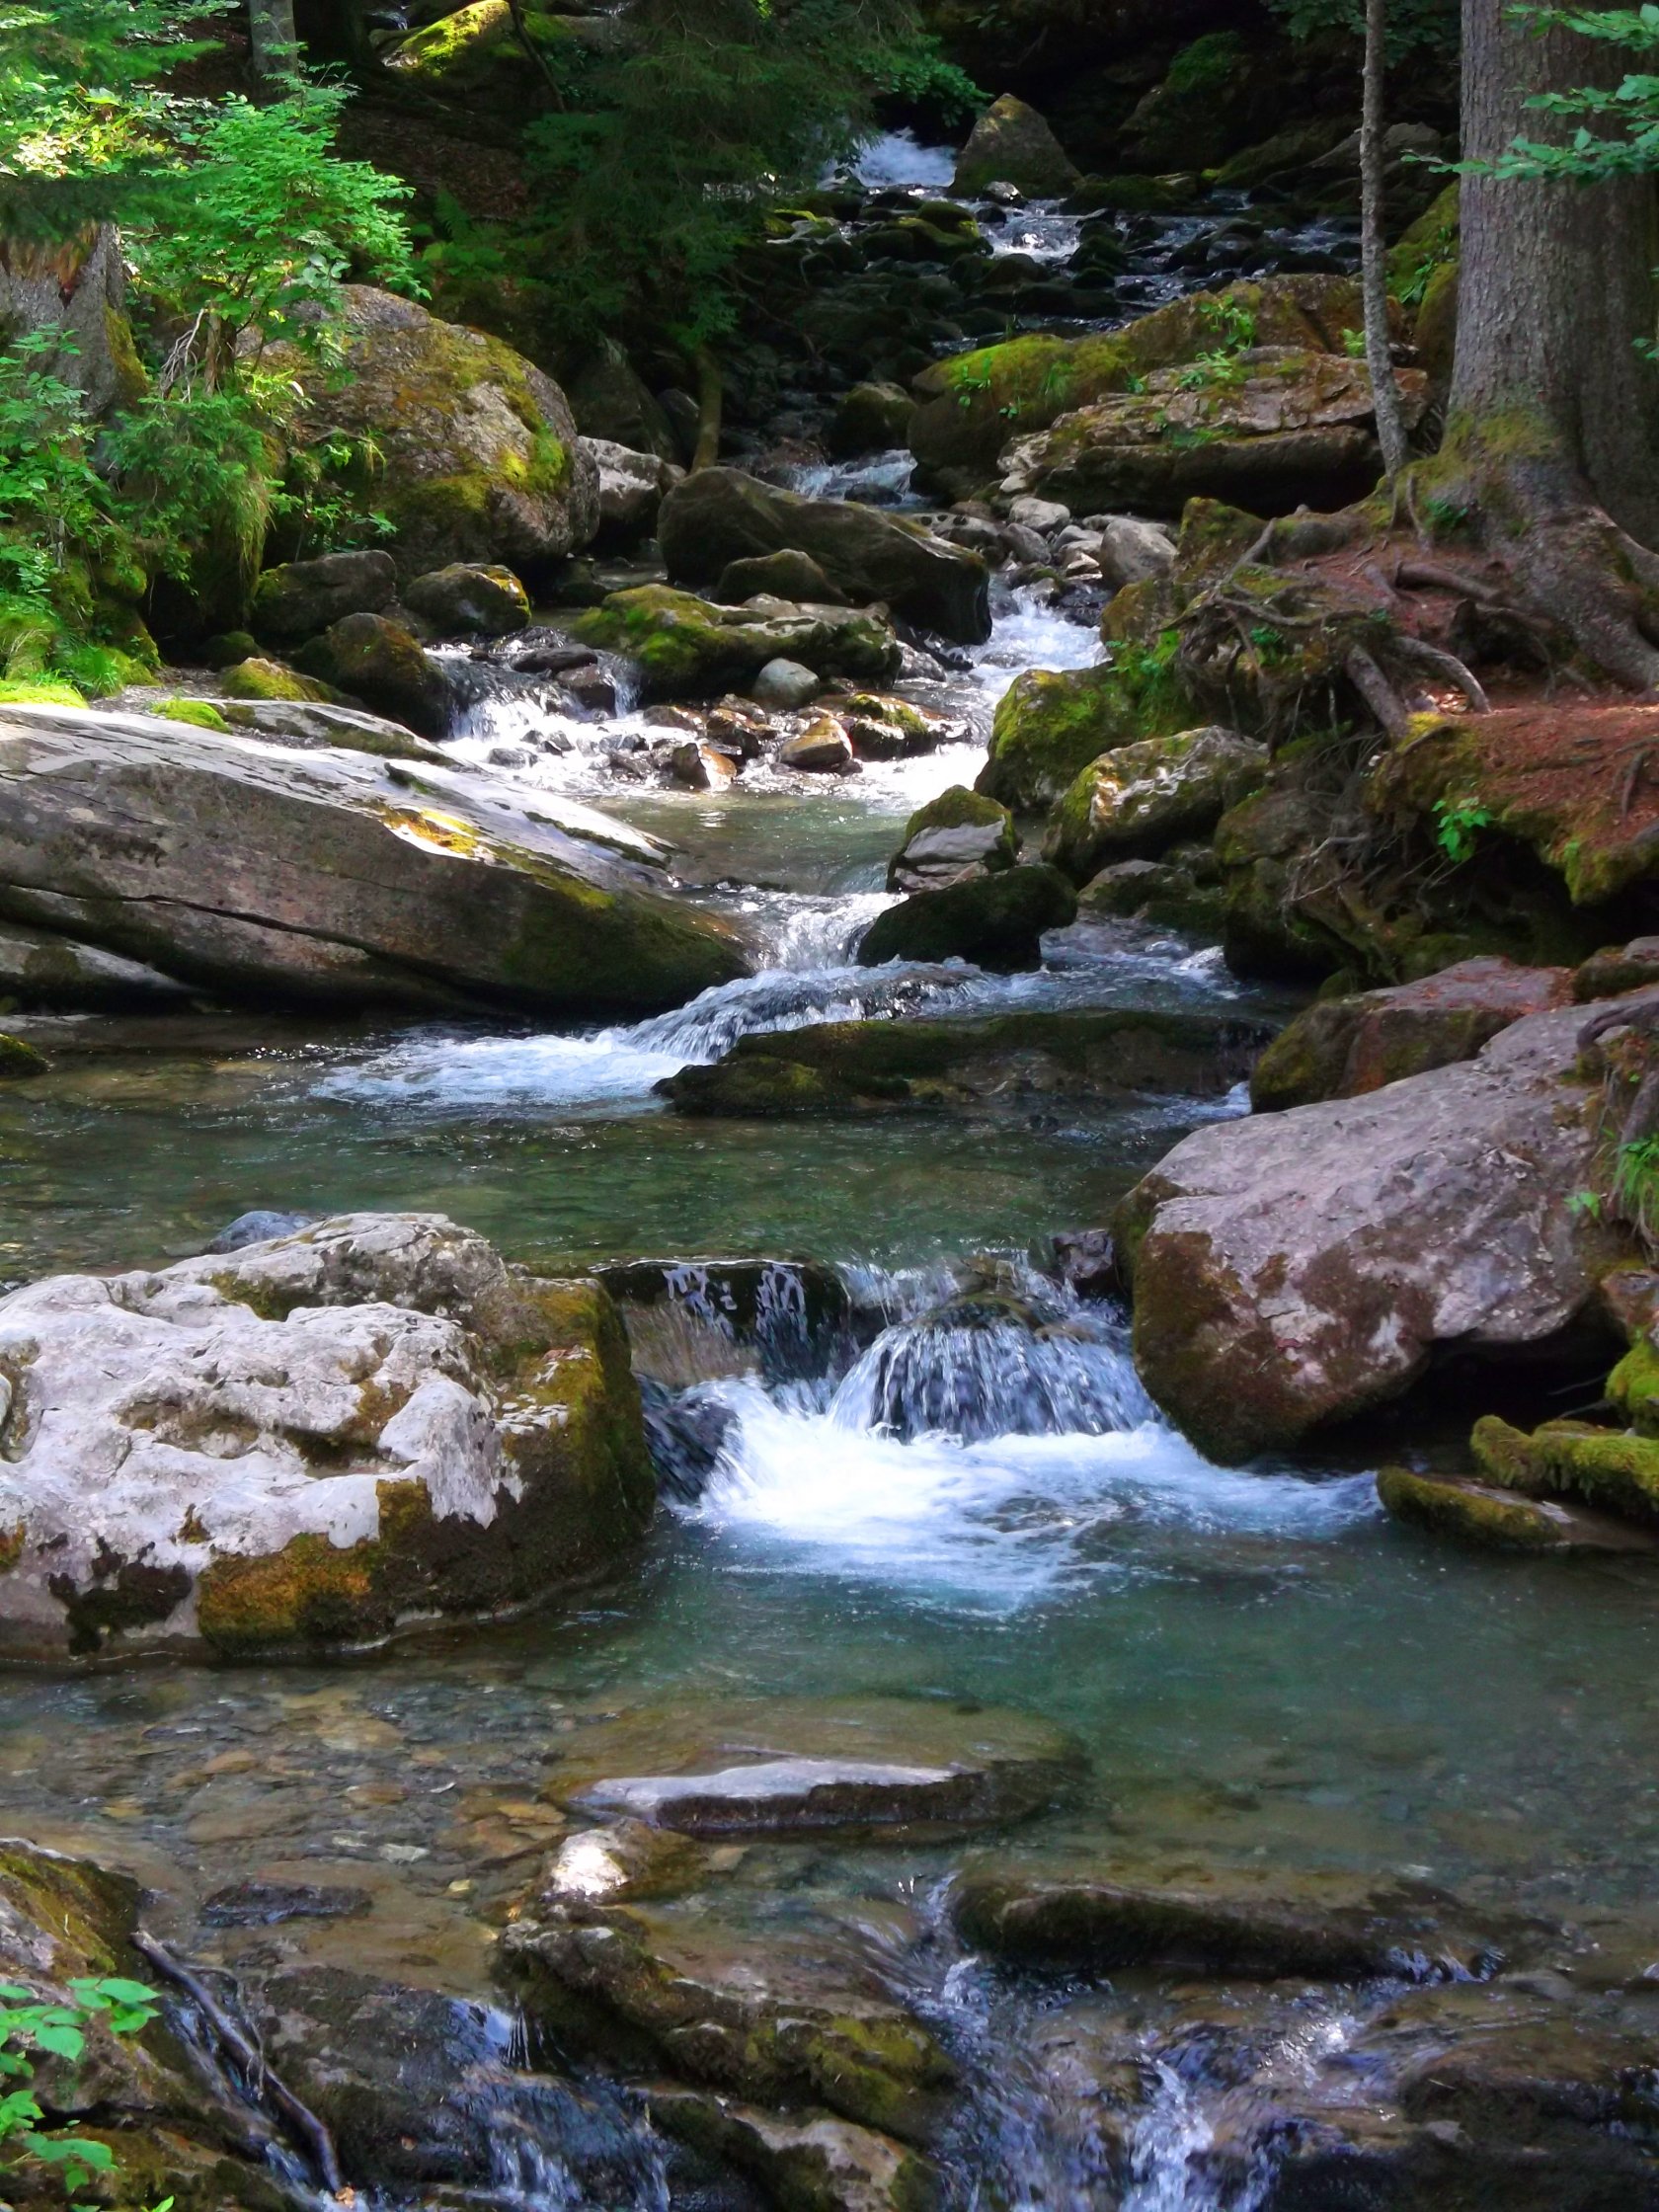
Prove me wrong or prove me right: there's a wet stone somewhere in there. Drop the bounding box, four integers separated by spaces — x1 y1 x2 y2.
201 1879 373 1928
570 1753 1060 1837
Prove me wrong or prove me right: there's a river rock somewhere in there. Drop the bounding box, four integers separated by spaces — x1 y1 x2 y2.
0 1030 49 1076
570 1748 1061 1837
856 863 1076 972
1096 515 1177 591
0 704 749 1016
751 655 824 709
574 586 900 699
980 662 1169 812
1044 726 1269 879
1116 1002 1624 1461
840 692 962 761
828 380 913 457
777 714 856 773
213 695 451 764
658 468 990 643
888 786 1018 893
652 2091 933 2212
221 654 342 705
249 549 397 642
1375 1465 1656 1553
662 1007 1271 1118
590 436 683 541
533 1819 714 1909
271 285 599 580
953 94 1080 198
292 612 454 737
0 1212 656 1659
998 349 1429 518
1251 957 1576 1112
402 561 530 636
719 548 846 606
670 741 740 788
0 918 190 1010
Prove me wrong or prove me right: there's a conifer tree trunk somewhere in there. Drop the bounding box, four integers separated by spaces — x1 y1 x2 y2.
1361 0 1409 478
248 0 298 79
1437 0 1659 682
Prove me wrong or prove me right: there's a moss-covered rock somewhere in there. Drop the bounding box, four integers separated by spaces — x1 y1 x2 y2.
293 612 453 737
910 275 1369 497
978 663 1188 812
221 655 344 704
250 548 398 643
1044 724 1268 880
1609 1338 1659 1435
855 863 1076 972
0 1030 47 1077
574 585 900 700
1120 31 1260 171
1076 852 1227 938
888 784 1017 893
382 0 626 98
274 286 598 581
148 697 233 732
404 561 531 637
1376 1465 1600 1551
1472 1413 1659 1526
952 94 1080 197
0 1214 657 1660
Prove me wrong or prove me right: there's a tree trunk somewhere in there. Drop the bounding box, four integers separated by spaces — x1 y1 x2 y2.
248 0 298 79
1437 0 1659 683
0 225 140 417
1361 0 1409 479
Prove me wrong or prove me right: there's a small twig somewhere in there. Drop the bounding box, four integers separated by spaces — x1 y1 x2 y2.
132 1931 345 2197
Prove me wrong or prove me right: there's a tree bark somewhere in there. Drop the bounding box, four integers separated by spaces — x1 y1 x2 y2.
248 0 298 80
1361 0 1410 478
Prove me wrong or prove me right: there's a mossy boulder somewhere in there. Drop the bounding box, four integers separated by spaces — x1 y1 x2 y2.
275 286 598 582
1250 957 1575 1112
952 94 1080 197
828 379 914 458
382 0 626 98
715 547 845 606
889 784 1017 892
250 548 397 644
855 862 1077 972
1472 1413 1659 1525
221 655 346 705
1609 1337 1659 1435
0 1029 47 1077
1120 31 1264 172
149 697 232 732
403 560 531 636
574 585 900 700
978 661 1189 812
1044 724 1267 880
1375 1464 1646 1552
909 274 1369 497
294 612 454 738
0 1213 656 1660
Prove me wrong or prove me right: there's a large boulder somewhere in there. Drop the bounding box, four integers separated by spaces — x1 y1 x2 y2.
656 468 990 644
1044 725 1269 879
888 785 1018 893
249 549 397 643
589 438 684 542
402 561 531 636
0 1213 656 1659
276 286 598 581
1115 1002 1626 1461
382 0 627 98
979 663 1182 812
909 276 1371 498
0 704 749 1015
293 611 455 737
573 585 900 699
997 349 1430 519
856 864 1077 972
1251 957 1575 1112
952 95 1081 197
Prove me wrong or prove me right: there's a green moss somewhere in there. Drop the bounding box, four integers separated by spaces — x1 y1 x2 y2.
1609 1341 1659 1437
0 1032 47 1079
196 1530 394 1654
979 661 1190 811
1376 1465 1569 1551
221 656 342 704
150 697 232 732
574 584 897 699
0 676 84 706
900 783 1012 839
1472 1413 1659 1524
1165 30 1245 93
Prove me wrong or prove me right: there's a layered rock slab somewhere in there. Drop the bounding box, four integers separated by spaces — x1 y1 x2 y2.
0 1213 655 1658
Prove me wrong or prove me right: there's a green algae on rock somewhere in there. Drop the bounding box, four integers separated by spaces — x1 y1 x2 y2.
221 655 344 705
0 1029 47 1077
1471 1413 1659 1526
1375 1464 1637 1552
979 663 1188 813
1044 725 1268 880
0 1213 656 1660
951 94 1080 198
575 584 900 699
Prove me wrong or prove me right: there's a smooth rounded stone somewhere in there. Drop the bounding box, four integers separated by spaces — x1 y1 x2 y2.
533 1818 715 1907
265 285 598 579
662 1007 1271 1119
718 549 845 606
750 656 823 710
658 467 990 644
0 918 191 1011
1044 725 1269 880
212 696 450 765
1115 1003 1626 1462
250 549 397 643
292 612 453 738
827 379 912 458
201 1879 372 1927
1251 957 1577 1112
497 1904 957 2145
1006 494 1070 536
570 1751 1062 1837
953 94 1081 197
777 715 856 775
402 561 530 637
888 785 1018 894
1575 935 1659 1001
856 863 1076 973
952 1864 1530 1982
651 2090 933 2212
670 741 740 788
205 1208 319 1252
589 436 684 541
1096 514 1177 591
1077 855 1225 937
0 1212 657 1659
0 703 748 1017
1376 1465 1657 1553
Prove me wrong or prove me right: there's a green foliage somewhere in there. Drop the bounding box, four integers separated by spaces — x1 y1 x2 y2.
1433 795 1494 861
0 1975 169 2206
1262 0 1458 57
1616 1130 1659 1245
1171 296 1259 392
1478 3 1659 180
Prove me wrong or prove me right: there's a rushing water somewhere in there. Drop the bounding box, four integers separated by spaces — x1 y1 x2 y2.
2 138 1654 2212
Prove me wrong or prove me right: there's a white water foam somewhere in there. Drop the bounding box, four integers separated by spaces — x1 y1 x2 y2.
848 129 958 191
970 587 1103 703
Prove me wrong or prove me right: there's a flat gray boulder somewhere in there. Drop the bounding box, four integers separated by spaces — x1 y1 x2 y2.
572 1754 1056 1836
0 704 748 1016
1116 1003 1625 1461
0 1213 655 1660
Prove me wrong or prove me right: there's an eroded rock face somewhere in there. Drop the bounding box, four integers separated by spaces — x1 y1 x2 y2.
1117 1003 1624 1461
0 705 749 1016
0 1213 656 1658
657 467 990 644
275 286 599 580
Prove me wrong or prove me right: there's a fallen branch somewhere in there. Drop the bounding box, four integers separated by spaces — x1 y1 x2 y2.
1387 633 1490 714
132 1930 346 2198
1344 644 1414 739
